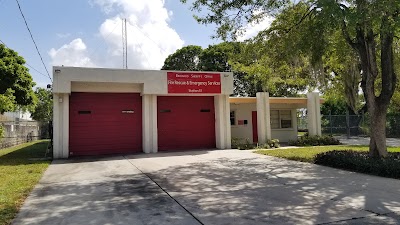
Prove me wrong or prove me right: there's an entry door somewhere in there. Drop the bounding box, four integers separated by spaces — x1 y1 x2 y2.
69 93 142 156
157 96 216 151
252 111 258 143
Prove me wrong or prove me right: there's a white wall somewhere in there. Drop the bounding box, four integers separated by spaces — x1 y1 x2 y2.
230 103 257 143
270 109 298 142
231 103 299 143
53 93 69 158
307 92 322 136
53 66 234 95
52 67 234 158
3 111 33 121
215 95 232 149
71 82 142 93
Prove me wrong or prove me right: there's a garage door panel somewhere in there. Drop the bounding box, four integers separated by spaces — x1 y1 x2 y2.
69 92 142 156
157 96 216 151
70 136 140 145
70 142 136 149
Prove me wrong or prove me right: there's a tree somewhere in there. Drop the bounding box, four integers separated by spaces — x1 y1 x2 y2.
0 44 36 113
31 87 52 122
162 42 263 96
198 42 263 96
161 45 203 71
181 0 400 158
230 28 315 97
323 30 363 115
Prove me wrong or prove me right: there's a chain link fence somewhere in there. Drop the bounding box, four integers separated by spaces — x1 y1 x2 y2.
297 114 400 138
321 114 400 138
297 115 308 132
0 120 51 149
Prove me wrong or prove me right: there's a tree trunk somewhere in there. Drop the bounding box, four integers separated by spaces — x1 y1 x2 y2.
341 1 397 158
368 105 388 158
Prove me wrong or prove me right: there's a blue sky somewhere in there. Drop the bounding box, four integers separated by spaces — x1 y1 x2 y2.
0 0 271 88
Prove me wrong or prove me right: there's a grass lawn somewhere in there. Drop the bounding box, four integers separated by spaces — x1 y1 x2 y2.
0 140 51 225
297 131 307 136
255 145 400 163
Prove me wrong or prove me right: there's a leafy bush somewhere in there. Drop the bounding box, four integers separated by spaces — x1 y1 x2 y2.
232 137 280 150
314 150 400 179
267 139 280 148
0 124 4 140
289 133 341 146
231 137 242 149
237 138 255 150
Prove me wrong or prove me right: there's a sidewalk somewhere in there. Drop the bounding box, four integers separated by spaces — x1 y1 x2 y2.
337 136 400 147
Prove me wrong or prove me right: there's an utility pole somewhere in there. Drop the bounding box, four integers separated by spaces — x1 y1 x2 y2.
122 18 128 69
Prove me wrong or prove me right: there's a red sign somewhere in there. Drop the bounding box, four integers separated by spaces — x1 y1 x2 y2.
167 72 221 94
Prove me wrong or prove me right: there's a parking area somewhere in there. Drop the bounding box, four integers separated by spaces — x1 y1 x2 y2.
13 150 400 225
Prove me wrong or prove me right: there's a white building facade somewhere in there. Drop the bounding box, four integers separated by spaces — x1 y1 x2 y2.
52 66 321 159
53 66 233 158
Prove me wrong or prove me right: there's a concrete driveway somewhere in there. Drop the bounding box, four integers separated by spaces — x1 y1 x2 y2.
13 150 400 225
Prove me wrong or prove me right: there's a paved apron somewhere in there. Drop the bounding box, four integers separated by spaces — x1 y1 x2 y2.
13 150 400 225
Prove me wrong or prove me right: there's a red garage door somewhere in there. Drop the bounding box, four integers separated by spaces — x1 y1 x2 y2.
69 93 142 156
158 96 216 151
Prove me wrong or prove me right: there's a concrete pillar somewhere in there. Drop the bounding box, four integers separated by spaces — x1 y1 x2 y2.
53 93 69 159
256 92 271 144
53 93 61 159
307 92 322 136
214 95 231 149
292 109 298 135
316 94 322 135
142 94 158 153
62 94 69 158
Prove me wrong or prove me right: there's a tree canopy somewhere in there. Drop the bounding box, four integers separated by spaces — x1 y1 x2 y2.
0 44 36 113
30 87 52 122
161 45 202 71
161 42 263 96
181 0 400 157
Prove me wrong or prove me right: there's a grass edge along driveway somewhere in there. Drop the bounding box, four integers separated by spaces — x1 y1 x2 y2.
254 145 400 163
0 140 51 225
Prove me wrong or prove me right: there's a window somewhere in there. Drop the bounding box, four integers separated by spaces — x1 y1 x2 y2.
230 111 236 125
270 110 279 129
270 110 292 129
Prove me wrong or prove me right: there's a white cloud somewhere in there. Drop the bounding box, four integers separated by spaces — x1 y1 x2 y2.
238 16 275 41
56 33 71 38
94 0 183 69
50 0 184 70
49 38 96 67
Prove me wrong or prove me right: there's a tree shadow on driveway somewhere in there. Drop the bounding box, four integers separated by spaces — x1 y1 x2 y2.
137 153 400 224
12 173 200 225
13 150 400 225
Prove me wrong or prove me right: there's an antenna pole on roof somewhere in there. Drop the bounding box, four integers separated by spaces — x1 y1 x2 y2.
122 18 128 69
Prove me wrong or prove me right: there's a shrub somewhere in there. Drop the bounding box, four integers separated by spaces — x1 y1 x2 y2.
267 139 280 148
0 124 4 141
289 133 341 146
237 138 255 150
232 137 280 150
314 150 400 179
231 137 242 149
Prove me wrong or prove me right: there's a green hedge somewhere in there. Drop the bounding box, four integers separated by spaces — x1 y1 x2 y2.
0 124 3 140
232 137 280 150
314 150 400 179
289 133 341 146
